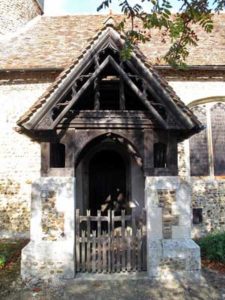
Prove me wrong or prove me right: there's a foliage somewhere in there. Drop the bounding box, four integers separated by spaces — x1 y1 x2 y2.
196 231 225 263
97 0 224 66
0 255 6 268
0 240 26 269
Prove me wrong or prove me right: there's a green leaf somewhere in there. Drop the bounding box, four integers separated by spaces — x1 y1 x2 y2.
97 0 112 12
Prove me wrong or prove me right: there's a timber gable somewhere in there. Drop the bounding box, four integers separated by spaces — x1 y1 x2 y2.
17 17 202 139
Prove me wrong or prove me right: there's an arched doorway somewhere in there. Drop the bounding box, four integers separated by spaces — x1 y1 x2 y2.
89 150 127 214
75 134 146 274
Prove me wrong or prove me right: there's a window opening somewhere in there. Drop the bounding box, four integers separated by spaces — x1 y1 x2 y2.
50 143 65 168
192 208 203 225
154 143 167 168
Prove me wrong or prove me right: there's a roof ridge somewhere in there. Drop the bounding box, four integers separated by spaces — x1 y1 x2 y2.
103 15 117 26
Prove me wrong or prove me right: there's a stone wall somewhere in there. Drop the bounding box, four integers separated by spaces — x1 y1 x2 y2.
172 81 225 237
0 79 225 239
21 177 75 283
145 177 200 279
0 83 50 237
158 190 179 239
0 0 42 36
41 191 65 241
191 179 225 237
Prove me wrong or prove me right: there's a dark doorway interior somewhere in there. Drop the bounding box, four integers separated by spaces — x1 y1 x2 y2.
89 150 127 214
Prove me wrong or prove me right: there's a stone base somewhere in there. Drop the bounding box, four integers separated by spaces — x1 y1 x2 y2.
148 239 201 280
21 241 75 284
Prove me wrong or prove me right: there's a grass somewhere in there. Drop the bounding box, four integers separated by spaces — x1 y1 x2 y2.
196 231 225 263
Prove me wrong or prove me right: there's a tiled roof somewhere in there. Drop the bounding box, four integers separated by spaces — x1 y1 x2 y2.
0 13 225 70
17 20 202 133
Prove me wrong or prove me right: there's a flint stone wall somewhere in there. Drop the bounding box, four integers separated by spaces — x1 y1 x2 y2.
0 83 50 238
21 177 75 282
0 80 225 238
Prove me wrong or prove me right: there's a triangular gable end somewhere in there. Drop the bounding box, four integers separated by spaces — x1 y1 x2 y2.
17 17 202 138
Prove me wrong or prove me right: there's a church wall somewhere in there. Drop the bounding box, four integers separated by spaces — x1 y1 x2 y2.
171 80 225 237
0 82 50 237
0 80 225 238
0 0 42 35
170 81 225 104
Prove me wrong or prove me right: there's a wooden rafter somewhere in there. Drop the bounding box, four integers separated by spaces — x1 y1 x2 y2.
20 26 200 134
49 56 111 129
108 56 168 129
128 56 193 129
48 55 168 129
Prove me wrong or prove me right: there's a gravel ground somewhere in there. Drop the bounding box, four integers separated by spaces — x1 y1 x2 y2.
0 259 225 300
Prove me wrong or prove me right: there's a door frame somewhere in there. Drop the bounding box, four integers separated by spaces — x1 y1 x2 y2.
76 140 131 213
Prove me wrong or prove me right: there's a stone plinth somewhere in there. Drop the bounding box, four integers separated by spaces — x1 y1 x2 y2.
145 177 201 279
21 177 75 283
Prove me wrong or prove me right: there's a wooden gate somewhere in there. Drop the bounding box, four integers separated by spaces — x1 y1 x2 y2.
75 209 146 273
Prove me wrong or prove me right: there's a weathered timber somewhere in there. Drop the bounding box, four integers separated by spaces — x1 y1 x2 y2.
27 28 117 129
94 77 100 110
50 56 111 129
119 76 126 110
128 55 195 129
108 56 168 129
75 209 146 274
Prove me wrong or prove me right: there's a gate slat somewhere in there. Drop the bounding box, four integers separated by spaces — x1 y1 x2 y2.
137 229 142 272
97 210 101 273
107 210 111 273
116 232 120 272
75 208 146 274
126 229 131 272
87 210 91 272
81 230 86 272
92 231 96 273
131 209 137 271
121 210 126 272
102 231 107 273
75 209 80 272
141 209 147 271
111 210 115 273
